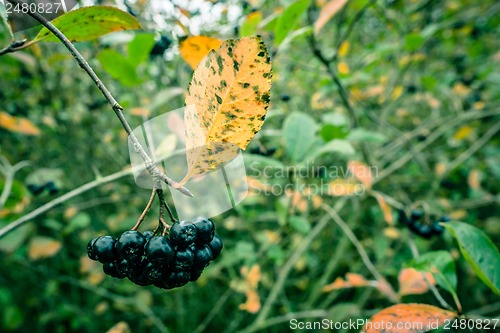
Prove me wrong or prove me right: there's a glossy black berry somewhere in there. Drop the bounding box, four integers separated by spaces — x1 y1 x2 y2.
189 268 204 282
281 94 290 102
93 236 117 263
412 222 434 239
193 217 215 245
103 262 125 279
143 231 154 243
143 261 168 282
27 184 44 196
193 245 213 269
173 248 194 271
87 236 100 261
432 216 450 235
116 230 146 258
116 257 142 277
128 272 151 286
208 235 223 260
410 210 424 222
165 270 190 288
145 236 174 264
46 181 59 195
169 221 198 248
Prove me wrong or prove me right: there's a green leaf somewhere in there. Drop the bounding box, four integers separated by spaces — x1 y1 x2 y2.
443 221 500 296
404 32 424 52
97 49 142 86
289 216 311 234
274 0 311 45
240 11 262 37
320 124 349 141
63 212 91 234
305 139 355 163
34 6 141 43
283 112 318 163
347 128 386 143
405 251 457 295
127 33 155 64
0 224 33 253
0 1 13 38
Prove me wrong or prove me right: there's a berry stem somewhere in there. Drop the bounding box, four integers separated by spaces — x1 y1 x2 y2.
131 188 157 231
157 189 177 223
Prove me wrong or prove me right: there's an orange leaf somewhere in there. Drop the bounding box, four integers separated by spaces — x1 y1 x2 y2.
467 169 481 190
398 268 435 296
323 273 373 292
314 0 349 35
348 160 373 189
373 192 394 225
337 61 350 75
239 289 261 313
0 111 40 136
364 303 457 333
179 36 223 69
106 321 131 333
28 236 62 260
241 264 261 289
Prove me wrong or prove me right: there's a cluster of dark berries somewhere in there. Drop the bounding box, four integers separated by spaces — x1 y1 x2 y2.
87 217 222 289
27 181 58 196
398 210 450 239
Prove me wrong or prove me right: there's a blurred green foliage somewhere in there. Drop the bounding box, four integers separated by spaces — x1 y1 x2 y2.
0 0 499 332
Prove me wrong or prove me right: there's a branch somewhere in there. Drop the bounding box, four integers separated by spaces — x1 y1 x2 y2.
321 203 400 303
6 0 192 197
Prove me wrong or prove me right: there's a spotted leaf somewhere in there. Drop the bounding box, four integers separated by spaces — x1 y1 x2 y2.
179 36 223 69
176 36 272 186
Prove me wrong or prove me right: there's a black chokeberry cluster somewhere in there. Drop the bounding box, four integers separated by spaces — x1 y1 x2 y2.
398 209 450 239
87 217 222 289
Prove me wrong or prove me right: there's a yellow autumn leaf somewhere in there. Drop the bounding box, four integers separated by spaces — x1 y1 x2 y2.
0 111 41 136
338 40 350 57
327 178 361 196
179 36 223 69
337 61 350 75
28 236 62 260
391 85 404 100
454 126 473 140
177 36 272 186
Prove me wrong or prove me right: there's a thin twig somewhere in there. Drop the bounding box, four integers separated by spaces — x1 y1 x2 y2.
0 38 34 56
157 188 177 222
7 0 192 197
0 168 133 238
321 203 400 303
131 188 156 231
0 158 30 210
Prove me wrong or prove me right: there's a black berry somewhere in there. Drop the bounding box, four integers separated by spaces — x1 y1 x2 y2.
410 210 424 222
116 230 146 259
170 221 198 248
165 270 190 288
190 268 204 282
145 236 174 264
87 236 100 261
173 248 194 271
193 245 213 269
103 262 125 279
143 261 168 282
93 236 117 263
208 235 223 260
116 257 142 277
193 217 215 245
